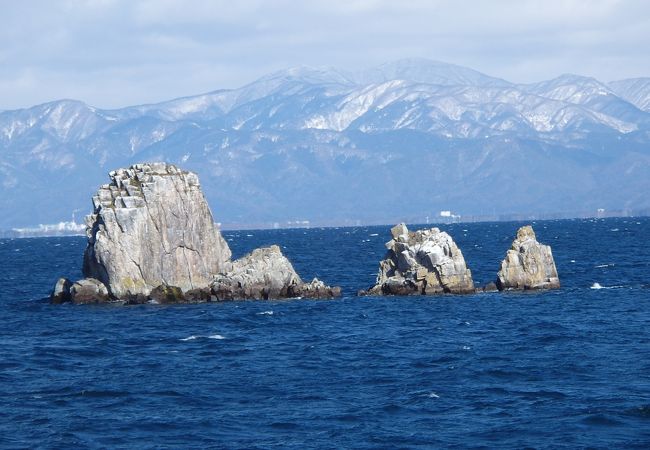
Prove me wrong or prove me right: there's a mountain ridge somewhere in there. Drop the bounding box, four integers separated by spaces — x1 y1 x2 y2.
1 59 650 229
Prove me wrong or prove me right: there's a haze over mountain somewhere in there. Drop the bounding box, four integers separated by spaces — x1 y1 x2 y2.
2 58 650 230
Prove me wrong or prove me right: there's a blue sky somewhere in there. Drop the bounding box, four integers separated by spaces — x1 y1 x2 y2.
1 0 649 109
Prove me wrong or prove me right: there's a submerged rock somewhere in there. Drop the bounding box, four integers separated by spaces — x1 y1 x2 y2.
211 245 339 300
82 163 231 298
496 225 560 290
360 223 474 296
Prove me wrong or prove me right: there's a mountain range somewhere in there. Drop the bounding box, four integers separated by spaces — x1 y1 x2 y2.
2 58 650 230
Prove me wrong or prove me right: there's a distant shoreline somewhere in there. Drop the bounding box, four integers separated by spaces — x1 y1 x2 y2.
3 212 647 238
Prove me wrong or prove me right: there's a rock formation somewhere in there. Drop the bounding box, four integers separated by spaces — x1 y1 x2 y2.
211 245 341 300
360 223 475 295
495 225 560 290
82 163 231 298
51 163 339 304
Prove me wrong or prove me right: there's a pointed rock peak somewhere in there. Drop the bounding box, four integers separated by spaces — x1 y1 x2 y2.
497 225 560 291
515 224 536 242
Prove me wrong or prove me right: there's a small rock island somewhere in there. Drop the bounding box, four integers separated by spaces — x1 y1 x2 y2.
360 223 560 296
51 163 340 304
495 225 560 290
359 223 475 295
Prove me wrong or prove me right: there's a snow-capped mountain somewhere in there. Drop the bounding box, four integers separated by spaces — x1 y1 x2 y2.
1 59 650 229
609 77 650 112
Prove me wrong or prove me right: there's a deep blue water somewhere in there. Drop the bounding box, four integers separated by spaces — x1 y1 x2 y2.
1 218 649 449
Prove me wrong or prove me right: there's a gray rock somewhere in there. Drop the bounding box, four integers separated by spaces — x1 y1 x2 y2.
289 278 342 299
211 245 340 300
51 277 72 304
70 278 110 304
148 285 185 304
52 163 339 305
82 163 231 298
362 223 474 295
480 281 499 293
496 225 560 290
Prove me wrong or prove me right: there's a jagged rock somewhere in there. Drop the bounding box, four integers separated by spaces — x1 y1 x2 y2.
82 163 231 298
70 278 110 304
51 277 72 304
361 223 474 296
496 225 560 290
185 288 213 302
289 278 342 299
211 245 339 300
124 293 149 305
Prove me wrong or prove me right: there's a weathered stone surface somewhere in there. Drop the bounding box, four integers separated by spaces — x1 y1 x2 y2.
51 277 72 304
82 163 231 298
70 278 110 304
289 278 342 299
361 223 474 296
496 225 560 290
185 288 213 302
211 245 340 300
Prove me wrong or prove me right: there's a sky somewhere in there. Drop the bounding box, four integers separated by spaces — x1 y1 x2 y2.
1 0 649 110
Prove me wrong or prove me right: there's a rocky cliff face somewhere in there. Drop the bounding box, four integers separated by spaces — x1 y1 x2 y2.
82 163 232 298
361 223 475 295
496 225 560 290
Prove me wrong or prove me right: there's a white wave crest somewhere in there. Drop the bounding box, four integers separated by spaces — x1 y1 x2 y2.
180 334 226 341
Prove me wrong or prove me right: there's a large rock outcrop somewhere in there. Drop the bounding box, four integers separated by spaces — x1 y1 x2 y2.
82 163 232 298
496 225 560 290
360 223 475 295
211 245 341 300
51 162 340 304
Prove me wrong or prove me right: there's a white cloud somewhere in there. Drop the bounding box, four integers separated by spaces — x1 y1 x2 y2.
0 0 649 109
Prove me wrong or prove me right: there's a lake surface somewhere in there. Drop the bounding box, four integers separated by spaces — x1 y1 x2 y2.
1 218 649 448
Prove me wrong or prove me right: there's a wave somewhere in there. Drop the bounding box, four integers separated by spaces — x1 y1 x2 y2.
590 282 624 290
180 334 225 341
180 335 199 341
257 311 274 316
